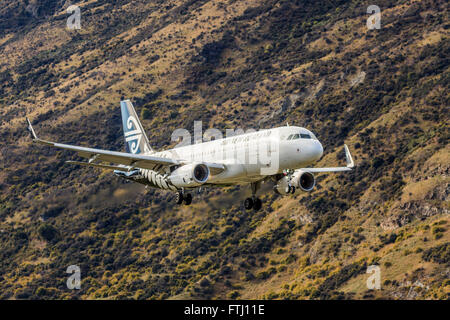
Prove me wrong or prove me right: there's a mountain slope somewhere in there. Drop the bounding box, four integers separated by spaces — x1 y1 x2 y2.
0 0 448 299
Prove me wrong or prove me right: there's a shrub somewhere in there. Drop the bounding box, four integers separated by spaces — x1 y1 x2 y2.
317 261 367 299
199 277 211 287
228 290 240 299
284 254 298 264
38 224 58 242
35 287 47 297
140 107 151 119
379 233 397 245
243 270 255 281
422 243 449 264
432 227 446 234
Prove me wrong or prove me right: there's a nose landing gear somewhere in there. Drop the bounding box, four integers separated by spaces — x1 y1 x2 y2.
286 184 296 194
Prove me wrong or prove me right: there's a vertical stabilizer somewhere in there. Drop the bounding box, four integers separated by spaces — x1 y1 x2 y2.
120 100 153 154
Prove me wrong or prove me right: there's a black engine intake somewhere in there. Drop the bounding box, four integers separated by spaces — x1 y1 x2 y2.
292 170 315 192
298 172 315 191
168 163 210 187
193 164 209 183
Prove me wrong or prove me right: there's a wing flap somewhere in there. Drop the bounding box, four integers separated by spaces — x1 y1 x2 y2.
66 160 131 171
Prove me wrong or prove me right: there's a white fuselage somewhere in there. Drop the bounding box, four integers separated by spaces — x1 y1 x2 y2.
151 126 323 185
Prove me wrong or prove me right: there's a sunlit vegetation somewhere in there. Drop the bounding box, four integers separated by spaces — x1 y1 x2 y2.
0 0 448 300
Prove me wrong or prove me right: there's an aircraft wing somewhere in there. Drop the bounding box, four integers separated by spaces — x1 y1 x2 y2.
26 118 225 174
65 161 133 171
300 144 355 173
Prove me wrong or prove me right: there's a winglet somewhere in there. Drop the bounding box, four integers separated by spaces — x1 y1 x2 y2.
25 118 53 146
26 117 38 140
344 144 354 168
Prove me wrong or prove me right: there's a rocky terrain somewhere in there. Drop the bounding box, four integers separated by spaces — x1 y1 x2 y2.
0 0 448 299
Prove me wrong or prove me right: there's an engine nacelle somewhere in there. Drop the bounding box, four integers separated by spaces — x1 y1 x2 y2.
168 163 210 188
273 175 290 195
273 170 316 195
291 170 315 192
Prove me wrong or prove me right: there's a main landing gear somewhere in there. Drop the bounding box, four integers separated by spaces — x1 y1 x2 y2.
244 197 262 210
244 182 262 211
174 190 192 205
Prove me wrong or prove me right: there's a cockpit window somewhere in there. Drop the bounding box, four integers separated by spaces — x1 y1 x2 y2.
287 132 314 140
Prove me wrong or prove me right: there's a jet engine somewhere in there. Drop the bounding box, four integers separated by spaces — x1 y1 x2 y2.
273 175 291 195
291 170 315 192
168 163 210 188
273 170 316 195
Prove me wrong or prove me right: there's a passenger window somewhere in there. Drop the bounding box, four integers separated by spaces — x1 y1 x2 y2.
300 133 311 139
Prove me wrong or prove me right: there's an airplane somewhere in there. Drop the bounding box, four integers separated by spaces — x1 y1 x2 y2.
26 99 354 211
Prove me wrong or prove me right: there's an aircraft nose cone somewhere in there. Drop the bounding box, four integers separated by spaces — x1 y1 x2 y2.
315 141 323 160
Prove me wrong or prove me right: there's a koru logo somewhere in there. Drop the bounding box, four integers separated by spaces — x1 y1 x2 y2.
124 116 142 154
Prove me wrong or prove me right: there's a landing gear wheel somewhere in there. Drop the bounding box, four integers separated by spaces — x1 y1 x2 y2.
174 191 183 204
244 197 254 210
285 185 292 194
183 193 192 205
290 186 296 194
253 198 262 211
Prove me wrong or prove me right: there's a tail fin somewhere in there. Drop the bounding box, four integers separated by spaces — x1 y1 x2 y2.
120 100 153 154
